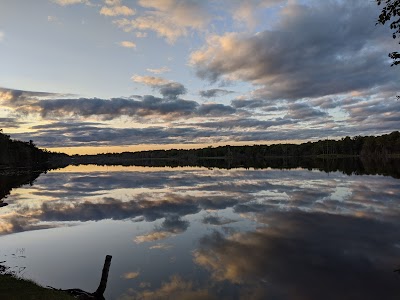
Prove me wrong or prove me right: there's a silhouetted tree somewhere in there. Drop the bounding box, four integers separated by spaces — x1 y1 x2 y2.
376 0 400 66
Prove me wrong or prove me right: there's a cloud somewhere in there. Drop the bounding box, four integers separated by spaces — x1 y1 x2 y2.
229 0 285 28
12 96 198 120
146 67 170 74
135 32 147 38
3 167 400 237
104 0 121 5
122 271 140 279
119 275 215 300
1 87 202 120
199 89 234 98
11 119 269 147
119 41 136 48
0 31 4 41
231 98 268 109
158 83 187 99
286 102 328 120
135 231 174 243
113 17 184 44
52 0 90 6
188 117 292 130
131 75 170 86
0 118 25 129
196 103 236 116
0 87 66 103
149 243 173 250
136 216 190 244
100 5 135 17
190 1 397 101
47 16 59 23
194 210 400 298
113 0 211 43
132 75 187 99
137 0 210 29
202 214 237 226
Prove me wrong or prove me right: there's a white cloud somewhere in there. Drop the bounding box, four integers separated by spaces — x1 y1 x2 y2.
134 231 173 243
135 32 147 38
104 0 120 5
131 75 170 86
0 31 4 42
47 16 59 23
113 0 210 43
146 67 170 74
121 271 140 279
100 5 135 16
119 41 136 48
229 0 285 28
137 0 209 28
113 17 186 44
52 0 89 6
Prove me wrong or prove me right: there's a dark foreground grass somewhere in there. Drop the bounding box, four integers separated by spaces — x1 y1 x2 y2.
0 274 75 300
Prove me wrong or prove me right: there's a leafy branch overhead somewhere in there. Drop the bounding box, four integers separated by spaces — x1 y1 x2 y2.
376 0 400 66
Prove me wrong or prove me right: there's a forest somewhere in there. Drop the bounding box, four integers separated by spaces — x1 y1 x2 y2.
72 131 400 162
1 130 400 170
0 130 51 168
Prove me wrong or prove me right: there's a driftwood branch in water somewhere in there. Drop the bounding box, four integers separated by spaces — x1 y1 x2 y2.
94 255 112 298
48 255 112 300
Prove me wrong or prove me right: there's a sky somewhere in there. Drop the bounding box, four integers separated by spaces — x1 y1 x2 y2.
0 0 399 154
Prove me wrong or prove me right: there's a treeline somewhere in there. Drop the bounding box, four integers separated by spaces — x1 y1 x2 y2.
73 131 400 163
0 130 50 169
0 171 42 201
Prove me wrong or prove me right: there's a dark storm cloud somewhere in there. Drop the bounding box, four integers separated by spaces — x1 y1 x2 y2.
190 0 398 100
199 88 234 98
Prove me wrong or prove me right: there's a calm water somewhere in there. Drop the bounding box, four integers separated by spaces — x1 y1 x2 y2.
1 165 400 299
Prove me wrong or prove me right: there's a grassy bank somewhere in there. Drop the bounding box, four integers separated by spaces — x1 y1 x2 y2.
0 275 75 300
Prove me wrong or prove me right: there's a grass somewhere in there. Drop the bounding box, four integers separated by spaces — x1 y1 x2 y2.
0 274 75 300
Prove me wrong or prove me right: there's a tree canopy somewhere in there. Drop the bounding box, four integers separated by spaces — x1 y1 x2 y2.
376 0 400 66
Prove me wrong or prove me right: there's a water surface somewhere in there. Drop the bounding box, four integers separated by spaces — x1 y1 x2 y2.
0 165 399 299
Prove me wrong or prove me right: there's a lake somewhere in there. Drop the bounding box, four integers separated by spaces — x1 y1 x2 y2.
1 164 400 299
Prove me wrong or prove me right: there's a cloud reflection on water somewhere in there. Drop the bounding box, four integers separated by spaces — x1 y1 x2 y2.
0 167 400 299
194 210 400 299
1 169 400 235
